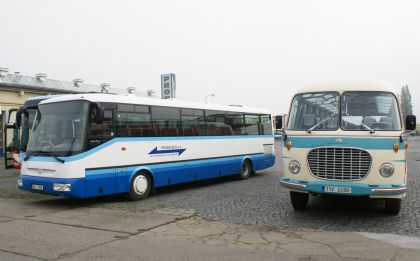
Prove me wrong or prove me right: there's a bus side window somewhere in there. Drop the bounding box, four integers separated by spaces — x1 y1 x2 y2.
260 115 272 135
244 114 260 135
151 106 181 137
87 109 114 149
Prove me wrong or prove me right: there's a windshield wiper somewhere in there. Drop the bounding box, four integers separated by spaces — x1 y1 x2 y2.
361 123 376 134
307 114 337 133
23 151 65 163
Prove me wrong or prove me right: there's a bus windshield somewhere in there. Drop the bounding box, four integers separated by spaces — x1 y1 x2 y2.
27 101 89 156
287 92 339 131
341 92 401 131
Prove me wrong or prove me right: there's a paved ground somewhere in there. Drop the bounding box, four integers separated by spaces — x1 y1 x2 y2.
0 137 419 260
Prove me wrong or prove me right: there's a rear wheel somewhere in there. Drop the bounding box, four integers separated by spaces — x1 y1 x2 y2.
127 171 152 201
385 199 401 215
238 160 251 180
290 191 309 210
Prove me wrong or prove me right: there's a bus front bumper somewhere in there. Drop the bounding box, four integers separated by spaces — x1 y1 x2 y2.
279 177 407 197
18 175 85 198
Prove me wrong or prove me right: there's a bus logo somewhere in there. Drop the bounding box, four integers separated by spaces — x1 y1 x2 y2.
149 146 186 156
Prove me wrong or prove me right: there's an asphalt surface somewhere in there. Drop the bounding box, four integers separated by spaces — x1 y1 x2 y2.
1 137 419 237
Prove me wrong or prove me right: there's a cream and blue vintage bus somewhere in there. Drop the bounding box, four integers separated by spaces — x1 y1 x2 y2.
18 93 275 200
279 80 416 214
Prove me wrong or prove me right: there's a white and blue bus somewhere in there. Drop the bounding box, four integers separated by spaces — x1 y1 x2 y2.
19 94 275 200
280 80 416 214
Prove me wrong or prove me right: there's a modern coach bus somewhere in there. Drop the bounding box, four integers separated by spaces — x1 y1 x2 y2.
18 94 275 200
279 80 416 215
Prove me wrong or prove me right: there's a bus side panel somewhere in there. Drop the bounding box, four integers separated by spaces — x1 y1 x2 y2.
152 162 185 187
183 159 209 183
85 168 117 197
208 156 240 178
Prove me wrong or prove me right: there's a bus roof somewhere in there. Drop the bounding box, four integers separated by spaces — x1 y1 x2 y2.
24 95 64 108
39 93 271 114
295 80 398 95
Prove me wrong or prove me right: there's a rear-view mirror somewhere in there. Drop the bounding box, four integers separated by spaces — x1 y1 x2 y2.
275 115 283 130
91 103 105 124
406 115 416 131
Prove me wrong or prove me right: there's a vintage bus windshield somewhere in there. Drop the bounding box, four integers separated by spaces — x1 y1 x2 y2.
287 92 339 131
341 92 401 131
287 91 402 131
27 101 89 156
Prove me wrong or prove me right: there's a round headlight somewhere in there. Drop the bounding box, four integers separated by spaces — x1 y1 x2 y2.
289 160 301 174
379 163 394 178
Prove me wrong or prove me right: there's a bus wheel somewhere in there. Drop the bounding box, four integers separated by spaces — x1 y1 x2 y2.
290 191 309 210
238 160 251 180
385 199 401 215
127 171 152 201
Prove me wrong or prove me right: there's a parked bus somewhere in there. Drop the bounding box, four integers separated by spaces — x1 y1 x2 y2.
18 94 275 200
4 96 55 169
279 80 416 215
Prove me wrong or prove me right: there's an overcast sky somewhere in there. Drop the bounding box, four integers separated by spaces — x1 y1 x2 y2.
1 0 419 115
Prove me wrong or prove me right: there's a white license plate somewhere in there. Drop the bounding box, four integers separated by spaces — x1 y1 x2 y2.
323 186 352 194
31 184 44 191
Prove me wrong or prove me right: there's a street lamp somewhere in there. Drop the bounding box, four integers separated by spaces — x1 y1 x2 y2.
205 93 215 104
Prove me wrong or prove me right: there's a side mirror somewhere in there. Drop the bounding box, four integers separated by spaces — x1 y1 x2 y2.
406 115 416 131
275 115 283 130
91 103 105 124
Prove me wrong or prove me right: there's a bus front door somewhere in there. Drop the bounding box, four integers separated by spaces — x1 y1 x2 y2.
4 108 18 169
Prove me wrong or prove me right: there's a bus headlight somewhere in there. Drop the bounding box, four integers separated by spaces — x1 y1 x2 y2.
379 163 394 178
18 179 23 187
53 183 72 192
289 160 301 174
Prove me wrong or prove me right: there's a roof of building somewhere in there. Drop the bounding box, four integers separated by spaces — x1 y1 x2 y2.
0 71 152 97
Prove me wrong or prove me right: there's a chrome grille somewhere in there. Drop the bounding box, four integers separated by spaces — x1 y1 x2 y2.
308 147 371 181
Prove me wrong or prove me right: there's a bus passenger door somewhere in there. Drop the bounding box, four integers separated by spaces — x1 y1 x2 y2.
4 109 18 169
85 108 118 197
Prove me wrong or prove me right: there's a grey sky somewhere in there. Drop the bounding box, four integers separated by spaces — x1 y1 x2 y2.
1 0 419 116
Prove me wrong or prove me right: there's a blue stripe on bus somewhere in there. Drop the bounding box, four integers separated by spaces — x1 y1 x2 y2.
26 135 274 163
285 136 404 150
20 153 276 198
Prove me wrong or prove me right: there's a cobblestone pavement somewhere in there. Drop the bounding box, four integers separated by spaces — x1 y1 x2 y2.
1 137 419 237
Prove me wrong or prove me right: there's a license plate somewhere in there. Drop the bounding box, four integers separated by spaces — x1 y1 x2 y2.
323 186 352 194
31 184 44 191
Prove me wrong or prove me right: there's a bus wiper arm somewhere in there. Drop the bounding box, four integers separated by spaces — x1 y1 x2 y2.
23 151 65 163
361 123 375 134
52 155 65 163
307 114 337 133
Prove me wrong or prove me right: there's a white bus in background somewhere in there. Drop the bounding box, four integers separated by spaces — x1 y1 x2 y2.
280 80 416 215
19 94 275 200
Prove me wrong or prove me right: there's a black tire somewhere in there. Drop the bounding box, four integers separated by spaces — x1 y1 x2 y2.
238 159 252 180
385 199 401 215
290 191 309 210
127 171 152 201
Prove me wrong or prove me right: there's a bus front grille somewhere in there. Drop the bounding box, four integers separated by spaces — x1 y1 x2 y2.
307 147 371 181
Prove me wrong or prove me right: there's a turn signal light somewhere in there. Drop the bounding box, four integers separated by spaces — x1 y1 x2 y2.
286 141 292 150
393 143 399 153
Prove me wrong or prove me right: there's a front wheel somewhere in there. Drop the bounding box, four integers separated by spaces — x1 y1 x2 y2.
290 191 309 210
127 171 152 201
238 160 251 180
385 199 401 215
